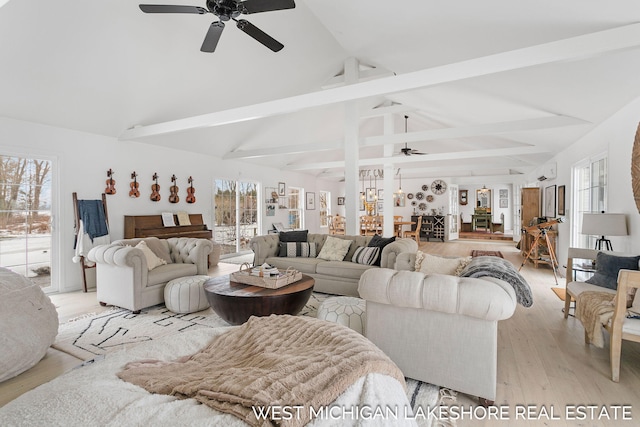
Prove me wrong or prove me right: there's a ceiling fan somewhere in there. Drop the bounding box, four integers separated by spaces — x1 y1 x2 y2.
139 0 295 53
398 115 426 156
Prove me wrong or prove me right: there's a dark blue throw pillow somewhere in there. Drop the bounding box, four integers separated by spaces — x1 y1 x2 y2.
279 230 308 243
367 235 396 266
585 252 640 290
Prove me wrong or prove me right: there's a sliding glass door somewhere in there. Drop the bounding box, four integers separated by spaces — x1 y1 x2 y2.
213 179 258 257
0 154 55 291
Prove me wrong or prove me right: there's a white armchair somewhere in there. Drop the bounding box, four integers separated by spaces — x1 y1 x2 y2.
87 237 213 313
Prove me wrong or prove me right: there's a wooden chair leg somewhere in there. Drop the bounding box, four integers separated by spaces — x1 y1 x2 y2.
563 293 572 319
584 329 591 344
610 330 622 382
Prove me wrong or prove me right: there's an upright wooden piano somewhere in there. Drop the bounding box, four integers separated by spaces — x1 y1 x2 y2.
124 214 213 240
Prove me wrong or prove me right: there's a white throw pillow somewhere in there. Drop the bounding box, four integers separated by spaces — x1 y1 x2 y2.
136 240 167 271
418 253 472 276
317 236 353 261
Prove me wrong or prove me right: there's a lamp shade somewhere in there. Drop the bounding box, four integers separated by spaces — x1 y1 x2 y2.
581 213 628 236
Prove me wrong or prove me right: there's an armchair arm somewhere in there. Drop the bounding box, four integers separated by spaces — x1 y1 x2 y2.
380 238 418 269
395 252 417 271
87 244 147 269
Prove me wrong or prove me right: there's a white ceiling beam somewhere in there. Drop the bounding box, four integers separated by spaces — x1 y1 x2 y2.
361 115 590 146
359 103 416 119
286 146 550 171
321 67 395 89
318 162 527 179
119 23 640 141
223 140 343 160
224 115 586 159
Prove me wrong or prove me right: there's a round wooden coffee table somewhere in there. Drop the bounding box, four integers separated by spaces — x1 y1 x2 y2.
203 274 315 325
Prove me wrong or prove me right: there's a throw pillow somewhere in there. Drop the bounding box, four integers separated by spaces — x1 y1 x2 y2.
278 242 317 258
135 240 167 271
586 252 640 307
143 237 173 264
419 253 472 276
317 236 352 261
279 230 309 243
367 235 396 266
352 246 380 265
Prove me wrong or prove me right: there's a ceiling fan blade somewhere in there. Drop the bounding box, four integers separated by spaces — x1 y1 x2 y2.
139 4 208 14
201 22 225 52
241 0 296 14
236 19 283 52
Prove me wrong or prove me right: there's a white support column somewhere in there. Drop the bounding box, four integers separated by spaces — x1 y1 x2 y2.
382 111 395 237
343 57 360 235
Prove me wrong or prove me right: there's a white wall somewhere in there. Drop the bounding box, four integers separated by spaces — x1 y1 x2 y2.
458 184 513 232
535 95 640 268
0 117 340 292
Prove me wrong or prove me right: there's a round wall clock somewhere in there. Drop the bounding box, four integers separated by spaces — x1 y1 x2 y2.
431 180 447 195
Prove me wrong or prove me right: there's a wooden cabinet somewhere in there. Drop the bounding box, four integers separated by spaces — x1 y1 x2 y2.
520 188 541 258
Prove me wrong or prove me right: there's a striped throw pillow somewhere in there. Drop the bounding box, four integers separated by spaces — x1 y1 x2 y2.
352 246 380 265
278 242 317 258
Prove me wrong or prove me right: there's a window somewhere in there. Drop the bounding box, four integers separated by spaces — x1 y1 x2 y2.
571 153 607 248
319 191 331 228
0 154 54 291
214 179 258 256
288 187 304 230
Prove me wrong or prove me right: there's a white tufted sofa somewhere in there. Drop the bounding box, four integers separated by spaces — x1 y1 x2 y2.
88 237 213 313
358 267 517 404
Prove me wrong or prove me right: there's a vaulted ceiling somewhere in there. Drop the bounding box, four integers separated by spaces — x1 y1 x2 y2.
2 0 640 183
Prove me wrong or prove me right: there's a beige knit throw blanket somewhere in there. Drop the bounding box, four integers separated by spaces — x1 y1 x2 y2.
117 315 405 427
575 291 616 348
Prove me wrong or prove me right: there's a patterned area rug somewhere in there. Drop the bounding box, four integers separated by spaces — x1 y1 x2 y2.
53 291 455 427
54 292 331 361
470 250 504 258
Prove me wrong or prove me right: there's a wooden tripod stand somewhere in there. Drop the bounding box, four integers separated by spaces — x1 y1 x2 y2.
519 226 560 285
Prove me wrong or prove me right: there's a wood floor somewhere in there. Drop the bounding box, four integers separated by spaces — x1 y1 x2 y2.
2 239 640 427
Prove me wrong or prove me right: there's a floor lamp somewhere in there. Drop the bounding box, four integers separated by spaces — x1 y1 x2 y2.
581 213 628 251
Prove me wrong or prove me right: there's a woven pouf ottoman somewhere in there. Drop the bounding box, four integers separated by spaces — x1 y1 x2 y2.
164 275 211 314
317 296 366 334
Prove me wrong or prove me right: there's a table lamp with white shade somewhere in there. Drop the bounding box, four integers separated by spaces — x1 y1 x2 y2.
581 213 628 251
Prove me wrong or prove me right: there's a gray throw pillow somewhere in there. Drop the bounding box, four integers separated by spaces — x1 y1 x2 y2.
585 252 640 290
279 230 308 243
278 242 317 258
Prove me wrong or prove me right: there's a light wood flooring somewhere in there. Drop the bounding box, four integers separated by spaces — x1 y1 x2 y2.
2 239 640 427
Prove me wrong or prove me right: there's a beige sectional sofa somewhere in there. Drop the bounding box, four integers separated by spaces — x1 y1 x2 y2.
250 233 418 296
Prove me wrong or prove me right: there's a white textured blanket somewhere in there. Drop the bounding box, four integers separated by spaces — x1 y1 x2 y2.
1 326 418 427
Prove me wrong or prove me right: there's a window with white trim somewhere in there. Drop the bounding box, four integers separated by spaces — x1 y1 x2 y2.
571 153 607 248
288 187 304 230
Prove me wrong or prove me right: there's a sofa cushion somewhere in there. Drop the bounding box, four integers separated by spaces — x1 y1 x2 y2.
279 230 308 242
266 256 324 275
317 236 353 261
367 235 396 266
316 261 376 280
144 237 173 264
586 252 640 290
147 263 197 287
278 242 317 258
136 240 167 271
416 252 472 276
352 246 380 266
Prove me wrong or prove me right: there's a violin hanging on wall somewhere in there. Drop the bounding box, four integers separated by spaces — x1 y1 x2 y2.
150 173 161 202
129 171 140 198
169 174 180 204
186 176 196 204
105 169 116 195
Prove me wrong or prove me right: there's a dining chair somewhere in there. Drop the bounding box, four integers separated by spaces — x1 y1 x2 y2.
403 215 423 244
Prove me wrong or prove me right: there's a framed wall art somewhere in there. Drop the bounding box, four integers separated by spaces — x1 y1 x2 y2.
306 192 315 210
557 185 566 216
544 185 556 218
278 182 286 196
337 196 345 206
